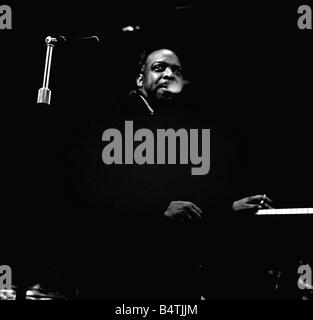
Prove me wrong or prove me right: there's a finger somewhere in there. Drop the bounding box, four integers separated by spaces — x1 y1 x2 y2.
177 214 187 222
264 195 274 203
263 202 274 209
174 210 188 221
187 207 202 219
190 203 203 215
248 195 264 202
182 209 193 220
246 195 264 204
245 203 260 210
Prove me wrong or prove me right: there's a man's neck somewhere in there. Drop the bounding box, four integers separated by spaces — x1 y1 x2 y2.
140 94 182 115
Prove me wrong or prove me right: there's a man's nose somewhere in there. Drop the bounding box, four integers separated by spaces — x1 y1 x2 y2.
162 67 174 78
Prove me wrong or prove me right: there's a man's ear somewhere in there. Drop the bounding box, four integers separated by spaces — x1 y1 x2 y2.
136 74 143 88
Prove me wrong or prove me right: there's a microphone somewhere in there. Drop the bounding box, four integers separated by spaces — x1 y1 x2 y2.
37 34 100 105
45 35 100 44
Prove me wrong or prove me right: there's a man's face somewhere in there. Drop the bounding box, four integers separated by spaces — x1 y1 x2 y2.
137 49 185 101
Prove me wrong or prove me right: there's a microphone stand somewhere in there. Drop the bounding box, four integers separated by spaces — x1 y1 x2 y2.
37 35 100 105
37 36 58 105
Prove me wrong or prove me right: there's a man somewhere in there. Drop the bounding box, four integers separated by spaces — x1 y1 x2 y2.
133 46 273 218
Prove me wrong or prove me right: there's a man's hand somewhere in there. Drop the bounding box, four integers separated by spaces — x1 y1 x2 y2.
164 201 203 221
232 194 274 213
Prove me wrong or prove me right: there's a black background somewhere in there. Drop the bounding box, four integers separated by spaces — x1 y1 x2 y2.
1 1 312 299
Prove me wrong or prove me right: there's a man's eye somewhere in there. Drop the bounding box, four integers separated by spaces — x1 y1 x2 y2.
153 64 165 72
173 67 183 76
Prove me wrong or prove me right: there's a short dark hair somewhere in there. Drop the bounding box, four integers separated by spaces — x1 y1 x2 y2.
136 44 183 76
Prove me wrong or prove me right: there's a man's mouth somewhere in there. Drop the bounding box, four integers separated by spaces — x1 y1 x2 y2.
160 82 183 94
158 82 170 88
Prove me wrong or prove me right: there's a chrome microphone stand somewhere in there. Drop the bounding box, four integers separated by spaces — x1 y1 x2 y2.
37 36 58 105
37 35 100 105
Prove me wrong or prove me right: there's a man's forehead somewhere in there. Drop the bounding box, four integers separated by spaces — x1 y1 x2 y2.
147 49 181 66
